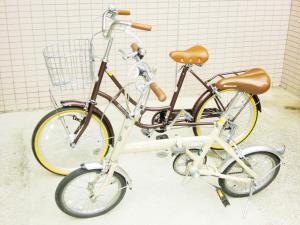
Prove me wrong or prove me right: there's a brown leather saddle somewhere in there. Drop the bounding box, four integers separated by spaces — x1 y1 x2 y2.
169 45 270 95
169 45 209 64
216 68 271 95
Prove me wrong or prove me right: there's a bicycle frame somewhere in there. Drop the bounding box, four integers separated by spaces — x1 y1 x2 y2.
70 13 259 145
88 92 260 197
72 56 251 144
98 66 248 127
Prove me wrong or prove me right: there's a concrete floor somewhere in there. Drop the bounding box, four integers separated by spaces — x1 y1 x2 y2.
0 87 299 225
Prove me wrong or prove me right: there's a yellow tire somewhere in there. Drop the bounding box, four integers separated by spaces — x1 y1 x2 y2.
32 107 113 175
194 90 258 149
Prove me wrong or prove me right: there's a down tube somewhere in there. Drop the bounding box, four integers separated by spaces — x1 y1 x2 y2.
122 135 210 153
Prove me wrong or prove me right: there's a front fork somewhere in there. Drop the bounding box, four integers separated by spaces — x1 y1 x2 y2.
70 101 97 146
71 61 107 146
89 162 119 201
90 118 135 199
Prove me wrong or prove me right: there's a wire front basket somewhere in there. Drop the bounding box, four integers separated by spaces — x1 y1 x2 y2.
44 39 95 90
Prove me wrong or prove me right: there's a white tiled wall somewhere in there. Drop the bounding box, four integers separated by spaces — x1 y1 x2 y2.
0 0 292 111
282 0 300 96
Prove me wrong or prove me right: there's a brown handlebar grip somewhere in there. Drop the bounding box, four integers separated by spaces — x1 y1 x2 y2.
131 22 152 31
131 42 140 52
117 10 131 15
150 82 167 102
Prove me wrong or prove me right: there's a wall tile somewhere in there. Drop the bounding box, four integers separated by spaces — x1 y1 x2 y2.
282 0 300 96
0 0 293 111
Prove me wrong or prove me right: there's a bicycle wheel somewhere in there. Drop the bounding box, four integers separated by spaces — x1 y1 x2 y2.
219 152 280 197
193 89 258 149
32 106 114 175
55 168 127 218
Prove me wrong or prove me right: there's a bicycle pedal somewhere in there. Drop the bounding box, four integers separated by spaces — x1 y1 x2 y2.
216 187 230 207
156 150 168 158
156 134 169 140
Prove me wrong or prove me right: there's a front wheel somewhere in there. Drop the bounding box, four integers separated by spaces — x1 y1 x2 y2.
32 106 113 175
193 89 258 149
55 168 127 218
219 152 281 197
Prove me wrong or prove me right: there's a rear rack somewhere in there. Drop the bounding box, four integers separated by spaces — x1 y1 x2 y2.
206 70 246 84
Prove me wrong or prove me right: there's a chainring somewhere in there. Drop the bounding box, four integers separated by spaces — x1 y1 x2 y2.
151 110 167 133
173 149 207 176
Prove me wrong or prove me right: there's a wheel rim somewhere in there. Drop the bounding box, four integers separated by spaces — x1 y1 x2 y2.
34 109 109 175
224 153 278 195
173 149 203 176
195 90 257 149
174 154 193 176
61 172 123 215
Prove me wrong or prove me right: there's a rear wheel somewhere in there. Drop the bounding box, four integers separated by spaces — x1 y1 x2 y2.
219 152 280 197
32 107 113 175
193 89 258 149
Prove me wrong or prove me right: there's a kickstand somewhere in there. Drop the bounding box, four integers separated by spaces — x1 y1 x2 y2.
242 179 255 218
242 162 283 218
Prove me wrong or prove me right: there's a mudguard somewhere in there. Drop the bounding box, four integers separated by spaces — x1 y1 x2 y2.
61 100 87 108
81 162 132 189
252 94 261 112
191 90 212 117
60 100 115 146
219 145 285 173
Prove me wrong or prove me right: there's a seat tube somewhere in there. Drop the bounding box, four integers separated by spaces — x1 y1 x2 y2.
167 66 189 117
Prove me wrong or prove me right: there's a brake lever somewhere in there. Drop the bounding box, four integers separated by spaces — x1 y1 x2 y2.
118 49 138 60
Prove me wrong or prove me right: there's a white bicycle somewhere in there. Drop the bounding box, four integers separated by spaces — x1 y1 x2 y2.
55 7 284 218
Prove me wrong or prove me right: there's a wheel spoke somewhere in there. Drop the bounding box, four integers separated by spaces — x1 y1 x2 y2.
221 152 280 196
57 170 126 217
34 108 110 175
195 90 257 148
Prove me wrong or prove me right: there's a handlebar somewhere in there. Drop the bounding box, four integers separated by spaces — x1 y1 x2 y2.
131 22 152 31
129 42 166 102
130 42 139 52
116 9 130 15
102 7 166 102
150 82 167 102
102 7 152 38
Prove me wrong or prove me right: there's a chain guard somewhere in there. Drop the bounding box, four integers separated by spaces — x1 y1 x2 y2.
151 109 192 133
173 149 207 176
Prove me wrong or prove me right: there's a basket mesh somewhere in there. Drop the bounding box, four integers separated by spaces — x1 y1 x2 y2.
43 39 94 90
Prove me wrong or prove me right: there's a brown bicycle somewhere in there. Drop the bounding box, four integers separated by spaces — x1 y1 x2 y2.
32 8 269 175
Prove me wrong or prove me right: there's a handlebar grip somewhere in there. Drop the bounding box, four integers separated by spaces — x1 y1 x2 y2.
131 22 152 31
131 42 140 52
150 82 167 102
116 10 131 15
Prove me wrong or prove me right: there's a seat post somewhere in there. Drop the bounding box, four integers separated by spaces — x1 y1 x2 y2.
167 65 190 117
